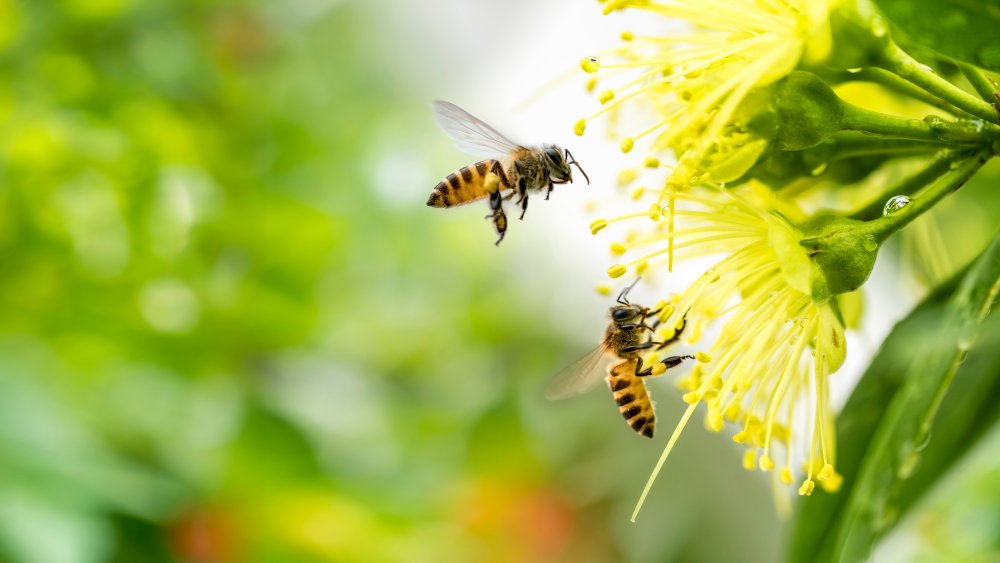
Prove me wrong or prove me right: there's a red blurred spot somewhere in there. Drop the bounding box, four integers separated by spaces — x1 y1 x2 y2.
210 9 270 66
459 479 575 563
169 506 239 563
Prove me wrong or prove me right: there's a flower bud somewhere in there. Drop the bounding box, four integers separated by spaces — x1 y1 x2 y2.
798 214 880 302
773 72 845 151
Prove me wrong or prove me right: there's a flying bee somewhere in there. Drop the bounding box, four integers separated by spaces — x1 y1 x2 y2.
547 279 693 438
427 101 589 245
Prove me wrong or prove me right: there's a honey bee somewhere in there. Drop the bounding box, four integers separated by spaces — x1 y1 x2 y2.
547 279 693 438
427 101 589 245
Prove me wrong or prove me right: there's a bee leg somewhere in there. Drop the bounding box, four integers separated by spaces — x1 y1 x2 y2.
518 193 529 220
491 160 514 192
636 355 694 377
545 181 553 201
621 341 657 355
492 209 508 245
663 355 695 369
655 315 687 350
485 190 503 218
487 191 508 245
637 305 665 330
636 310 659 333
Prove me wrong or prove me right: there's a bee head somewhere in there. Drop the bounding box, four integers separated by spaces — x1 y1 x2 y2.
609 277 645 326
542 145 589 186
610 303 643 325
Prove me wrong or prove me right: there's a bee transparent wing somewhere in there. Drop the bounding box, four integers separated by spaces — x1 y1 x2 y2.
432 100 524 158
545 343 612 400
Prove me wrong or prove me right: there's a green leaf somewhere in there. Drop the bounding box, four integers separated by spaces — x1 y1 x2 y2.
872 0 1000 71
789 229 1000 563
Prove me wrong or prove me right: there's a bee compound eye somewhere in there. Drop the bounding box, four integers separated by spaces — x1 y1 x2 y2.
545 148 561 162
612 308 632 322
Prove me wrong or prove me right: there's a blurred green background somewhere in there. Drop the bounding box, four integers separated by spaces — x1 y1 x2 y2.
3 1 1000 562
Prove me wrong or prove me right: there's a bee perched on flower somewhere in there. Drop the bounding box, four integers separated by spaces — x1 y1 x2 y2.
574 0 1000 537
595 184 849 520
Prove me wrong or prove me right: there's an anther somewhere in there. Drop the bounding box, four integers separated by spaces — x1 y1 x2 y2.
682 391 701 404
817 463 834 481
618 169 637 186
707 409 723 432
759 456 775 471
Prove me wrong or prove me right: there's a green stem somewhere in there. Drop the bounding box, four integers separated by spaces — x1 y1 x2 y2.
829 133 942 160
957 61 999 104
826 67 972 118
840 103 998 144
848 150 956 221
876 42 1000 125
860 149 993 243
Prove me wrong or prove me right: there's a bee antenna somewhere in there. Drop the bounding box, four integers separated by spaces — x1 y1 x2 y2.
617 277 642 305
565 149 589 185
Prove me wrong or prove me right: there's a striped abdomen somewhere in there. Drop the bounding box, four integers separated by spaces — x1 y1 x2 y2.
606 359 655 438
427 159 498 208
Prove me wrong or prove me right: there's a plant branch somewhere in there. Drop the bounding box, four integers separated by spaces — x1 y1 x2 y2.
957 61 999 104
826 67 973 118
840 103 999 144
876 43 1000 125
829 133 943 160
860 149 993 243
848 150 956 221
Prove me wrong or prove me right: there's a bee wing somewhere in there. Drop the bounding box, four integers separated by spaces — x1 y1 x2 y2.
545 342 612 400
432 100 524 158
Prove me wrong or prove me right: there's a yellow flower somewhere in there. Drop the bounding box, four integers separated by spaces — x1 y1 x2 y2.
595 184 847 521
580 0 837 266
580 0 833 164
